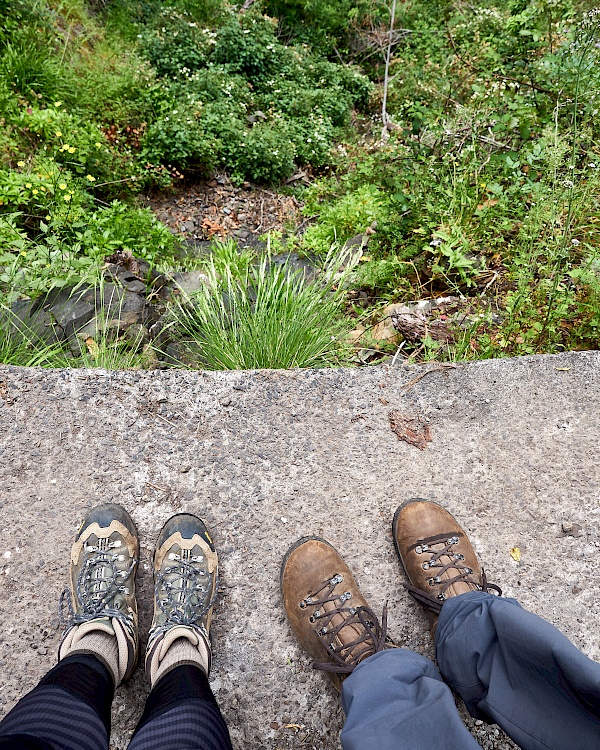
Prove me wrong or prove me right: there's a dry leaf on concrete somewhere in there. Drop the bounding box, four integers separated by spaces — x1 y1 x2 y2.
388 411 432 450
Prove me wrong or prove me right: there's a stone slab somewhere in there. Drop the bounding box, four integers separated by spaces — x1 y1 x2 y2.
0 351 599 749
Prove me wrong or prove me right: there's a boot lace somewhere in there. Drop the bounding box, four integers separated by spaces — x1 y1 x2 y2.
148 550 219 642
299 573 392 675
59 537 136 632
405 532 501 614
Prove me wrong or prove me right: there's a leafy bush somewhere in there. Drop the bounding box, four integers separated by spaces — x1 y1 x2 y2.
133 7 372 183
143 107 215 171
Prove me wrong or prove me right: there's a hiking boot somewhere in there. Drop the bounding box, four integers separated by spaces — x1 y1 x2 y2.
145 514 218 686
392 498 501 627
59 503 139 685
281 537 394 691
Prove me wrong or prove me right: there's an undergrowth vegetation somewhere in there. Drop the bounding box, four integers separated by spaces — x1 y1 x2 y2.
169 242 355 369
0 0 599 368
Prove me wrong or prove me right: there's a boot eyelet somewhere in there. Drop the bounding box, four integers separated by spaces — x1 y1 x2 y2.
422 562 429 570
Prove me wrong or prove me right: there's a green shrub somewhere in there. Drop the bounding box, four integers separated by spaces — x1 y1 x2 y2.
303 185 388 252
214 15 283 78
142 106 215 171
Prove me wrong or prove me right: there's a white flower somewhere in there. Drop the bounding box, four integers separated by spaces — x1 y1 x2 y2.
571 239 580 246
430 239 442 247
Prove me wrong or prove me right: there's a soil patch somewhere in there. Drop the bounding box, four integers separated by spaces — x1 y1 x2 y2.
141 177 303 242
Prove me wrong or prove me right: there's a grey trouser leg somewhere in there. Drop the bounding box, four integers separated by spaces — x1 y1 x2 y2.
340 649 481 750
341 591 600 750
436 591 600 750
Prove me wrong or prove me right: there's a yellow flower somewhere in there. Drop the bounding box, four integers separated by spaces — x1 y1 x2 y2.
54 101 62 107
25 183 32 188
41 186 46 192
17 160 25 167
46 215 51 220
95 142 102 148
32 189 38 195
68 147 76 154
86 174 96 182
64 194 71 202
58 183 67 190
55 131 62 137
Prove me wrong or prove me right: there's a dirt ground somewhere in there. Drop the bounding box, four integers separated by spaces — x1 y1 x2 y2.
141 176 302 242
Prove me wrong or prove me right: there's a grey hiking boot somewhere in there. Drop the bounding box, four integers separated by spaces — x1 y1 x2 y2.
145 514 218 686
59 504 139 685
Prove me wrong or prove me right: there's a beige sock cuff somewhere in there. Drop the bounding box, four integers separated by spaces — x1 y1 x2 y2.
148 626 211 687
59 618 132 686
60 622 120 686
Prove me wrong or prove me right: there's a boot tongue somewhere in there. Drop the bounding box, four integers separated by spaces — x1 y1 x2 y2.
320 598 376 665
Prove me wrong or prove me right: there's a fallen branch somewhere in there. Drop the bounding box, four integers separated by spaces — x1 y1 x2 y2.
400 363 457 392
381 0 397 139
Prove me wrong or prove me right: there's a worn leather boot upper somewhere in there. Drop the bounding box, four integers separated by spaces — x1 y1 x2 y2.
281 536 394 691
393 499 500 624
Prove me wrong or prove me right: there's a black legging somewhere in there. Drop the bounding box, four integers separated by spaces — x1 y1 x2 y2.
0 654 232 750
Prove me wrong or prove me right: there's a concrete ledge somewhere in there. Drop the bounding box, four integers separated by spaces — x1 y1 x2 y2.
1 351 599 748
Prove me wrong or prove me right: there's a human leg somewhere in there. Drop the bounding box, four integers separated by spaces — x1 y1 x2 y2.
128 514 232 750
435 591 600 750
0 654 113 750
341 649 482 750
280 536 479 750
394 498 600 750
0 503 139 750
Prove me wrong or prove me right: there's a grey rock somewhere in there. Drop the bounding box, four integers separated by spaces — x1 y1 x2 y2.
169 271 209 299
123 324 151 348
2 299 65 345
181 220 196 233
0 351 598 750
268 251 318 285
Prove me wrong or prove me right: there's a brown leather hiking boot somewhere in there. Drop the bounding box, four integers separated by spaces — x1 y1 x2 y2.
281 537 394 691
393 499 501 627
